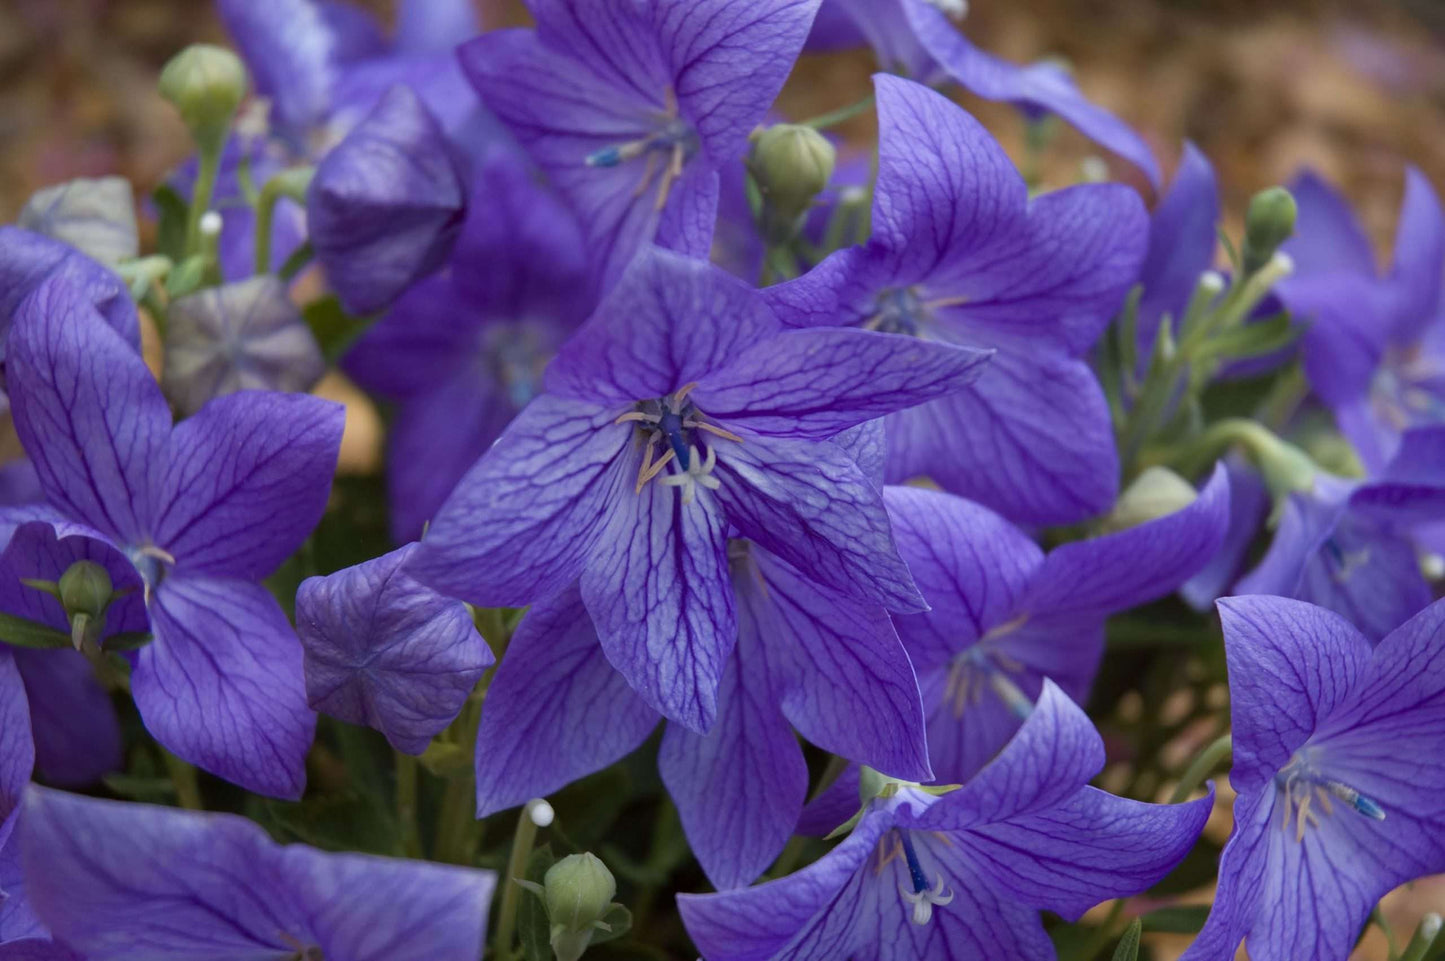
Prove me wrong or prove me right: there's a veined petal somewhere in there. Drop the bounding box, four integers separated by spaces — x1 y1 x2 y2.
150 391 343 581
1137 143 1221 353
692 327 990 441
713 435 926 613
133 577 316 799
406 395 632 608
6 276 168 545
1180 790 1273 961
884 485 1045 670
581 465 734 732
473 586 658 818
1348 425 1445 527
296 544 493 755
0 656 31 843
1216 595 1371 794
547 248 781 407
827 0 934 76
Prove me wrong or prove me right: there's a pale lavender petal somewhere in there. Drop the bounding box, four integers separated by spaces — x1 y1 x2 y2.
17 176 139 268
217 0 340 136
827 0 932 75
150 391 344 581
832 420 887 488
163 276 325 416
884 485 1045 670
692 327 990 441
547 248 780 407
133 577 316 799
6 276 169 545
473 586 658 818
581 468 734 732
1216 594 1371 793
296 544 492 755
713 435 925 613
406 396 632 607
394 0 479 54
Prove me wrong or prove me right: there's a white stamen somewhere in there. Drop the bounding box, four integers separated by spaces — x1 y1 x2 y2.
898 877 954 926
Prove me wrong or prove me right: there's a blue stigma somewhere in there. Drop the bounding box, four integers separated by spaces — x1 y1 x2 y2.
1276 753 1387 840
585 119 698 170
899 832 929 895
658 409 691 470
585 145 624 168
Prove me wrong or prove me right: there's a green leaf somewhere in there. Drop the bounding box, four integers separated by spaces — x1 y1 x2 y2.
266 793 402 856
591 904 633 946
1141 904 1211 934
167 254 208 299
153 184 190 262
104 631 155 651
102 774 178 803
418 740 473 779
519 844 558 961
1110 918 1143 961
0 611 71 650
1197 312 1299 363
302 295 372 362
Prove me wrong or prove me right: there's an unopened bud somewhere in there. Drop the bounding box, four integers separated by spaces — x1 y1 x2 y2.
160 44 248 151
1242 186 1297 275
59 561 113 622
748 124 836 228
1101 467 1198 533
544 853 617 961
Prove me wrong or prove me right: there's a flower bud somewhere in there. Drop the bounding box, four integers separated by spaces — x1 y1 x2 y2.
1242 186 1297 275
748 124 836 230
159 44 248 151
1100 467 1198 533
543 853 616 961
58 561 113 623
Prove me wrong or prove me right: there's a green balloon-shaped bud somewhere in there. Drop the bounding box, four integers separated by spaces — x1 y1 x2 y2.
544 853 617 961
58 561 113 622
1242 186 1297 275
748 124 837 230
1100 467 1199 534
160 44 249 151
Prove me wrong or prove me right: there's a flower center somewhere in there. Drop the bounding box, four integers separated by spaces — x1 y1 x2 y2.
943 616 1033 720
484 325 552 410
615 384 742 503
1320 536 1370 584
585 90 700 212
126 544 175 605
1275 753 1385 842
865 288 928 336
875 830 955 925
1370 344 1445 432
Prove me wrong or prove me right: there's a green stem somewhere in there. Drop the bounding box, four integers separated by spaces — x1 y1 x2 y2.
254 168 315 275
185 143 223 255
801 91 876 130
278 241 315 282
493 799 549 961
1400 912 1442 961
1073 899 1127 961
395 751 421 859
162 749 203 811
1169 733 1232 804
768 834 808 879
1147 417 1316 498
1376 906 1401 960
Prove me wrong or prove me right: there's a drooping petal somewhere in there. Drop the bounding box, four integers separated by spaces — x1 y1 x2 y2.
901 0 1160 186
795 764 862 837
6 276 168 545
659 637 807 890
1020 462 1230 618
162 276 325 416
406 395 632 607
0 656 31 843
16 177 139 268
394 0 480 54
960 785 1214 922
12 650 122 788
217 0 341 137
832 420 887 489
1137 143 1220 353
678 808 894 961
1289 272 1392 408
473 586 658 818
692 327 990 441
546 248 781 407
1216 594 1372 793
308 84 467 316
825 0 934 76
885 350 1119 526
279 844 496 961
1182 455 1268 610
20 785 305 958
132 577 316 799
296 544 492 755
1180 789 1273 961
883 485 1045 670
713 434 926 613
750 548 931 781
917 681 1103 830
580 466 734 732
869 74 1027 282
1386 166 1445 346
149 391 343 581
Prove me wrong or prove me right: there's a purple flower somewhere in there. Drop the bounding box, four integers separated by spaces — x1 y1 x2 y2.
163 274 326 416
17 786 497 960
1235 426 1445 642
295 543 493 755
16 176 139 269
767 76 1146 524
884 465 1230 783
0 227 138 407
1283 168 1445 473
679 682 1213 961
1135 143 1221 359
458 0 822 293
469 527 929 889
1 275 344 797
307 84 468 315
816 0 1160 185
1 823 78 960
343 144 592 542
407 246 989 731
1185 594 1445 961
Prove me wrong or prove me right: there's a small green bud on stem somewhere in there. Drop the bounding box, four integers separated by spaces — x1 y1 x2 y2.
1242 186 1297 275
160 44 248 153
1100 466 1199 534
747 124 836 243
543 852 618 961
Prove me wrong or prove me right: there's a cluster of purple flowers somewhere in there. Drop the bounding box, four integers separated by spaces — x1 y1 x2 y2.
1 1 1443 959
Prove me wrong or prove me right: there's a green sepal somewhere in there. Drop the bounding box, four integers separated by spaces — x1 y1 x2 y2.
518 844 559 961
167 254 208 299
20 578 61 600
152 184 190 262
1195 312 1299 364
0 612 72 650
1110 918 1143 961
104 631 155 652
590 903 633 946
302 295 373 363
